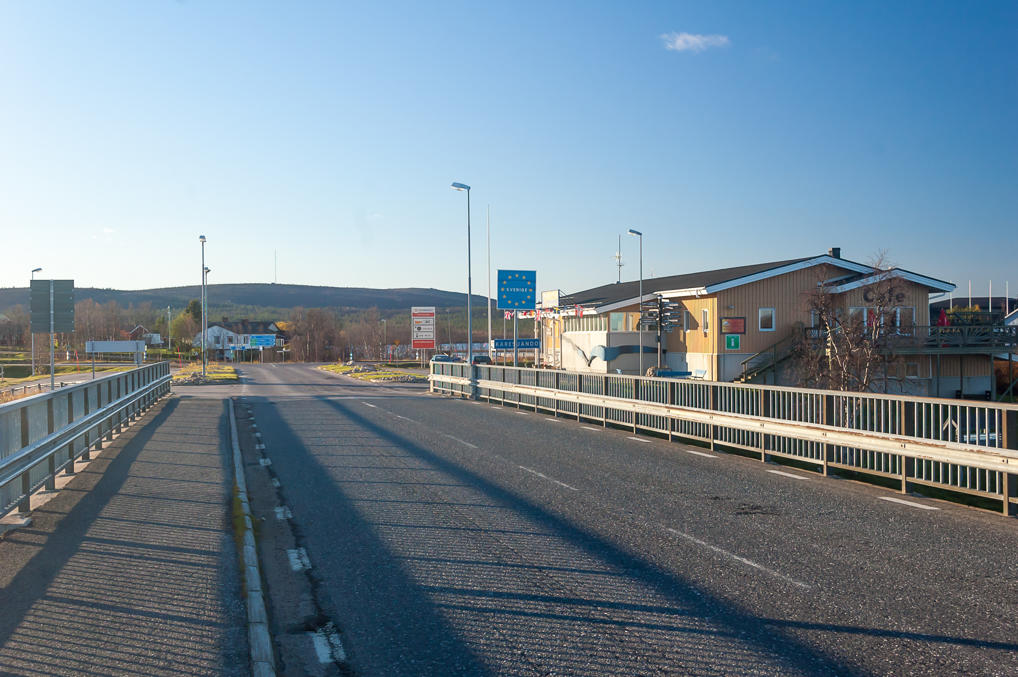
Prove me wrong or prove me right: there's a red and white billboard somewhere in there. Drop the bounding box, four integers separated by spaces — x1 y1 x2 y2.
411 306 436 350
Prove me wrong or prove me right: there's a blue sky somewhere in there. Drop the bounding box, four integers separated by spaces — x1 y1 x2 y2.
1 1 1015 300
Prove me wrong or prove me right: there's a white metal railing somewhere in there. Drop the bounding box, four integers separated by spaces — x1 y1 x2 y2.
430 362 1018 516
0 362 172 517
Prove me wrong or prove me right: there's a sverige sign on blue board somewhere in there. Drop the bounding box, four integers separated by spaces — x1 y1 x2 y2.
497 270 537 310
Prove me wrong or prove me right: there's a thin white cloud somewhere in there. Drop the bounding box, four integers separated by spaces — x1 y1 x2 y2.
661 32 730 53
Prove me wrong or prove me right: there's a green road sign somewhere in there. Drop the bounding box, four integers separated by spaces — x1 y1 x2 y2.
725 334 740 351
30 280 75 333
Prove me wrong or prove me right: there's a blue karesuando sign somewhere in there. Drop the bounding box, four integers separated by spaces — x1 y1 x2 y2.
492 338 540 350
497 270 537 310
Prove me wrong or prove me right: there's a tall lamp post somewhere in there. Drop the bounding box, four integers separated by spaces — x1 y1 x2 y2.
203 266 211 365
199 235 207 377
451 182 473 364
381 318 387 360
628 228 643 376
30 267 41 376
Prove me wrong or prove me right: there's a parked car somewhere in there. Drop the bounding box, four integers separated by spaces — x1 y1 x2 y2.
470 355 492 365
431 354 455 363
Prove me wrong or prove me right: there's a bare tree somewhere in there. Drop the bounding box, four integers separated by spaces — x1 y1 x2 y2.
793 254 908 393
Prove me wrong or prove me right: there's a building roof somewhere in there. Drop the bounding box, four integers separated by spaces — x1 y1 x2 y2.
208 319 279 335
551 253 954 314
559 257 814 309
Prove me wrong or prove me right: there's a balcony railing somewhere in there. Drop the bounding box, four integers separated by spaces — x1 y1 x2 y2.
803 325 1018 352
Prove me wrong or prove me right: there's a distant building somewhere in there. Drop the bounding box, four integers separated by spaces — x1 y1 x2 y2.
540 249 1016 398
194 318 283 356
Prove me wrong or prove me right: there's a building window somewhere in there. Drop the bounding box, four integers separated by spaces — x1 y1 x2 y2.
759 308 775 332
701 309 709 335
905 361 920 378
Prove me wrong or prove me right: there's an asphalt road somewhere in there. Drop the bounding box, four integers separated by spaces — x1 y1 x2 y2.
237 363 1018 676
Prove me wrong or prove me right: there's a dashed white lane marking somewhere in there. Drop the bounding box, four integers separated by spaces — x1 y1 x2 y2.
274 506 293 520
251 423 258 429
519 466 579 491
878 496 939 511
545 417 562 422
362 401 377 408
287 548 311 571
684 449 718 458
627 436 650 443
255 443 265 451
443 434 478 449
767 469 810 480
310 623 347 663
667 528 810 589
515 411 528 415
393 414 416 422
271 478 281 488
254 432 262 440
581 426 601 431
259 457 272 466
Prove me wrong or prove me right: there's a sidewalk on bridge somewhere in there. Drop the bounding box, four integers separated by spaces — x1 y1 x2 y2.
0 393 249 676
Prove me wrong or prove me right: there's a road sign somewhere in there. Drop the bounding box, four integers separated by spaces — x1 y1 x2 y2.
86 340 145 354
30 280 75 333
725 334 741 350
492 338 540 350
497 270 537 310
248 334 276 348
412 306 436 350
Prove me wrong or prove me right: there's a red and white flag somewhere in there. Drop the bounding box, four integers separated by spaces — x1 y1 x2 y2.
575 305 584 318
504 310 514 320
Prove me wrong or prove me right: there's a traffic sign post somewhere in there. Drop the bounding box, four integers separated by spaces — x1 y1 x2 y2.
412 307 436 356
497 271 536 366
31 280 74 389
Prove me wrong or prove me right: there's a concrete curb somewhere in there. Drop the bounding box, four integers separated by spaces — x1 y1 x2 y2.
228 398 276 677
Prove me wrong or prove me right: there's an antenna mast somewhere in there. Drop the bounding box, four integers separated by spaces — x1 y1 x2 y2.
614 234 624 283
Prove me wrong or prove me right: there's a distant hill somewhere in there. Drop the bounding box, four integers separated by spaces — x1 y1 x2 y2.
0 283 487 313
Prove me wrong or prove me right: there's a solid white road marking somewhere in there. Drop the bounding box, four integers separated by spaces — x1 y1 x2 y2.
878 496 939 511
767 469 810 480
287 548 311 571
684 449 718 458
519 466 578 491
274 506 293 520
627 436 650 443
443 434 478 449
310 623 347 663
362 401 377 408
667 528 810 589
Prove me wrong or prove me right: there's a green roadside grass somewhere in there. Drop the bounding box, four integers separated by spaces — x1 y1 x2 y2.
172 362 239 383
319 363 427 383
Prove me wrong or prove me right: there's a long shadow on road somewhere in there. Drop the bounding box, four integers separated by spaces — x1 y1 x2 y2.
252 392 877 675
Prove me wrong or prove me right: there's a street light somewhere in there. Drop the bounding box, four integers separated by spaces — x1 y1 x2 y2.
199 235 207 378
30 268 42 376
204 266 211 365
381 318 387 360
451 182 473 364
628 228 643 376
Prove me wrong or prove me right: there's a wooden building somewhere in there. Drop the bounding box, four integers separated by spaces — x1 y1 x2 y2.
539 249 1015 398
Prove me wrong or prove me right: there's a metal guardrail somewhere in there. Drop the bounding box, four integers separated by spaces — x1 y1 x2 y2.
430 363 1018 516
0 362 172 518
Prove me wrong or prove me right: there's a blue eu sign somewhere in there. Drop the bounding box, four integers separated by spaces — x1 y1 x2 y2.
497 270 537 310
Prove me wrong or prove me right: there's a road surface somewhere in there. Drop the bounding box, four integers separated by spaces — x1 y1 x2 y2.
235 363 1017 676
